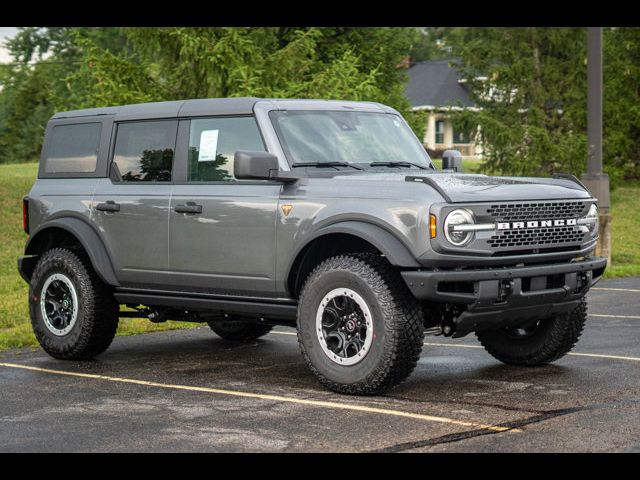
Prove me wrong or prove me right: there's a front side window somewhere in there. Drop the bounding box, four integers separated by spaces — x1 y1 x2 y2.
112 120 177 182
45 122 101 173
188 116 265 182
269 110 431 168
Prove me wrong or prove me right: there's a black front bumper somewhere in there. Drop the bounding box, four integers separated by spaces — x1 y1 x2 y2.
401 256 607 337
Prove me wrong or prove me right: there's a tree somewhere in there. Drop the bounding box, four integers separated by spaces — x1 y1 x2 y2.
0 27 126 163
602 27 640 183
408 27 450 62
63 27 414 112
443 27 589 178
0 27 418 163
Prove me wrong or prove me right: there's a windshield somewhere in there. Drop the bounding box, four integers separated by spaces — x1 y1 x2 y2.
269 110 433 169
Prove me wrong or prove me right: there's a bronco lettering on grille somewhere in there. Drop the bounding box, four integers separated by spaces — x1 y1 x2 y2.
496 219 578 230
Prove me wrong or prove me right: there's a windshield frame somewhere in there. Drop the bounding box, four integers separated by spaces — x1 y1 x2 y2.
267 108 435 171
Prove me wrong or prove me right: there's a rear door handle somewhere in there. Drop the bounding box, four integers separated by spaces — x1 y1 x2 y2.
174 202 203 214
95 200 120 212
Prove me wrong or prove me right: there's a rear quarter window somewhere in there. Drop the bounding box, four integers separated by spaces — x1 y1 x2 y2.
44 123 102 173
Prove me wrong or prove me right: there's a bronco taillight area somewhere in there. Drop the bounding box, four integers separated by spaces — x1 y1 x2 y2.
22 196 29 234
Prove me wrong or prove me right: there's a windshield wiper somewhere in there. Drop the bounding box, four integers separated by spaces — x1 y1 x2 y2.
369 161 427 170
292 162 363 170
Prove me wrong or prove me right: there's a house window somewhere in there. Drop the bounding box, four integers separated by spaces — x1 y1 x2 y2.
435 120 445 144
453 128 470 144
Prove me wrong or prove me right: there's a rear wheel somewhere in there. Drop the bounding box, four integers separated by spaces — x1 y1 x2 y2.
29 248 119 360
476 300 587 366
207 319 273 341
297 254 424 395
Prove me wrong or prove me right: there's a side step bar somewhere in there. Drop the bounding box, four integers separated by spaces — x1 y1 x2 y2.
114 291 298 321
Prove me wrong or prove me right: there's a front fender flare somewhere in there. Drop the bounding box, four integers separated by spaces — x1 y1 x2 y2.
291 220 421 270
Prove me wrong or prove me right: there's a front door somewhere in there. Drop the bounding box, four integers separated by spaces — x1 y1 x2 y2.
168 116 280 297
91 120 177 288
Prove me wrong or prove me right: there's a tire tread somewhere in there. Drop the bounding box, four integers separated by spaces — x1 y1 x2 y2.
297 253 424 395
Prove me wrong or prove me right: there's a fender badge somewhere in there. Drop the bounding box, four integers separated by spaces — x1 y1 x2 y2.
281 204 293 217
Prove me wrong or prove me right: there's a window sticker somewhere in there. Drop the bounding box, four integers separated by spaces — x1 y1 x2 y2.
198 129 219 162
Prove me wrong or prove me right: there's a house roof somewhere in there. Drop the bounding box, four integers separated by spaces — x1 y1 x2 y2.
405 60 476 109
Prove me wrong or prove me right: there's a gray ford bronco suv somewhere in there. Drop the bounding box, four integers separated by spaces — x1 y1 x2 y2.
19 98 606 395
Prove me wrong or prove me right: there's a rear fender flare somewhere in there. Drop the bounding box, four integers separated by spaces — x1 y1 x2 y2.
24 217 119 286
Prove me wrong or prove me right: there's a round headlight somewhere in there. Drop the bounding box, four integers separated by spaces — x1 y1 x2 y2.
444 209 475 246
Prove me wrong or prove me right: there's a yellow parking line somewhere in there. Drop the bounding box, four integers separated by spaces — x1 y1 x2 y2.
421 342 640 362
423 342 482 349
565 352 640 362
590 314 640 320
0 362 517 433
272 332 640 362
591 287 640 293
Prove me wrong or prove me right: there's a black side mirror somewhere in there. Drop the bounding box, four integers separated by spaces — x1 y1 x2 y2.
442 150 464 172
234 151 296 182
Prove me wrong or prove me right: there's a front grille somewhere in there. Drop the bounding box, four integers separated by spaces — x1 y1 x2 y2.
487 201 586 221
485 201 588 253
489 226 585 248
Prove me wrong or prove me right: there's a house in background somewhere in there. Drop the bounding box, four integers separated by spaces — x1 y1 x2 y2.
404 60 483 158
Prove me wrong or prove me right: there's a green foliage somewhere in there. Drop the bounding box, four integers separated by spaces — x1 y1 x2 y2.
0 27 416 164
68 27 413 111
404 109 428 143
408 27 451 62
0 27 128 163
59 36 166 109
438 27 640 184
602 28 640 184
443 27 589 178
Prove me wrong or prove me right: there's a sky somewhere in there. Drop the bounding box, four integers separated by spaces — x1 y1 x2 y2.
0 27 19 63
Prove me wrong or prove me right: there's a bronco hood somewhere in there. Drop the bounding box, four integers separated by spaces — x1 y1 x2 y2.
407 173 593 203
333 172 592 203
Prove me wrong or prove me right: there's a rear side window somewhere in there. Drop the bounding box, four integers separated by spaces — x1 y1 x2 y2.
188 117 265 182
112 120 178 182
45 123 101 173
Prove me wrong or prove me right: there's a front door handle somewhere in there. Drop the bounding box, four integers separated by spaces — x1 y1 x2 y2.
95 200 120 212
174 202 203 214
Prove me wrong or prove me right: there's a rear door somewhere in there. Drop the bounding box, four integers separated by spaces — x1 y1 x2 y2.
167 116 281 296
91 120 177 287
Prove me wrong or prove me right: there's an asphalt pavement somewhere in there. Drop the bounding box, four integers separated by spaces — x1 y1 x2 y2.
1 277 639 452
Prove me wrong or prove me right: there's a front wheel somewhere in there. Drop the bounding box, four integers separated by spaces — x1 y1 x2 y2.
297 254 424 395
476 300 587 366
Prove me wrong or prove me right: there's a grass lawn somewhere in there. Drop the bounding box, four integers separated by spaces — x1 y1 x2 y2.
0 161 638 350
607 180 640 277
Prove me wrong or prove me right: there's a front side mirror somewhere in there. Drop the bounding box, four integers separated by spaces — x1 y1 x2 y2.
442 150 464 172
234 151 285 181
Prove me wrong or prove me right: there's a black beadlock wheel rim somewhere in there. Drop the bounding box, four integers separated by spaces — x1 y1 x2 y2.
39 273 78 336
315 288 373 366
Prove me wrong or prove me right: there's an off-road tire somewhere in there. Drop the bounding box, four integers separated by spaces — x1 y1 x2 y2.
29 248 119 360
476 299 587 366
297 253 424 395
207 320 273 341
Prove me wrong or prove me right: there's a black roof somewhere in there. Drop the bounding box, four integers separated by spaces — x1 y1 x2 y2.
404 60 475 109
52 97 261 120
50 97 395 121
